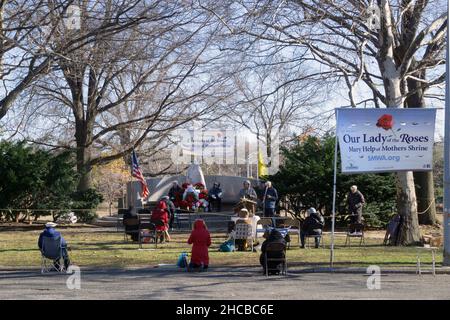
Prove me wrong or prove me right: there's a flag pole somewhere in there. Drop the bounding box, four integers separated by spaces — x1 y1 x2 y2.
443 3 450 265
330 109 339 269
130 150 135 211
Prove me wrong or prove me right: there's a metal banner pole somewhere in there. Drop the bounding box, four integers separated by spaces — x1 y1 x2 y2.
330 109 339 269
443 3 450 266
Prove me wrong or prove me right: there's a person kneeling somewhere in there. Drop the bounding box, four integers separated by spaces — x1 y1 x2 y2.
300 207 324 248
188 219 211 272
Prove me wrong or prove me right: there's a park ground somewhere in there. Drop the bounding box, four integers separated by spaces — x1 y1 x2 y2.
1 224 449 299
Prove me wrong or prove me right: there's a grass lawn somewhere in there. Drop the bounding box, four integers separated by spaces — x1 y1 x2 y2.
0 227 443 269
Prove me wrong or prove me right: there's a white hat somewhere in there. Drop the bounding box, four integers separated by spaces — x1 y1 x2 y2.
45 222 57 228
307 208 317 214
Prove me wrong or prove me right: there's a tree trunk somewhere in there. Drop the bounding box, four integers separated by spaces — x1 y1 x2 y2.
377 2 421 245
75 118 93 192
405 61 437 225
415 171 437 225
395 172 422 244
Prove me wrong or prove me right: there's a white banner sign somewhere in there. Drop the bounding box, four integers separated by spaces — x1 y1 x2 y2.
336 108 437 173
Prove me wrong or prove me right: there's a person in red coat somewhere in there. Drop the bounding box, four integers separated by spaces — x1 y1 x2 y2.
151 200 171 242
187 219 211 271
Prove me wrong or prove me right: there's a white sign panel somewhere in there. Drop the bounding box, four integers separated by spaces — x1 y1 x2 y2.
336 108 437 173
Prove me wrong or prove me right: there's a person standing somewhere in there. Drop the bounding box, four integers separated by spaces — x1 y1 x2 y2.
263 181 278 217
161 196 176 230
347 185 365 224
187 219 211 271
151 200 171 242
238 180 257 201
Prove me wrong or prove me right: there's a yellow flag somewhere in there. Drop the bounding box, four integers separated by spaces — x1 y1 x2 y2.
258 149 268 177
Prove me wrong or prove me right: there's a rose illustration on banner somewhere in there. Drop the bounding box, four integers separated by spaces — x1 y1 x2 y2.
376 114 393 130
376 114 397 139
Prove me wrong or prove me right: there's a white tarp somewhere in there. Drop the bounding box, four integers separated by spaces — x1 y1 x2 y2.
336 108 437 173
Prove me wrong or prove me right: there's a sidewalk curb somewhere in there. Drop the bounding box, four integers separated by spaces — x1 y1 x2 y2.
2 265 450 275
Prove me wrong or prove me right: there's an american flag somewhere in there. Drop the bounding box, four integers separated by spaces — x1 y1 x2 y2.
131 150 149 199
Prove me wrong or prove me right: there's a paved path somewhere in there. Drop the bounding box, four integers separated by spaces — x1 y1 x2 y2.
1 266 449 300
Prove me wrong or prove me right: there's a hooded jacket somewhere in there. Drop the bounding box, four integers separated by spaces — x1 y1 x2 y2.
302 212 325 234
151 200 169 231
188 219 211 266
260 229 286 270
38 227 67 250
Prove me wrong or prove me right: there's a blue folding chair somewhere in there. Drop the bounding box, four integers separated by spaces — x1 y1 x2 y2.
40 236 65 274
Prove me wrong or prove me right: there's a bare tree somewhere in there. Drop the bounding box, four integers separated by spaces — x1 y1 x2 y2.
215 0 446 244
12 0 234 192
227 58 325 170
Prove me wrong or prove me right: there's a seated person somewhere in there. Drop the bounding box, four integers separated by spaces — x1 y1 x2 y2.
238 180 257 201
183 184 199 210
38 222 71 270
260 229 286 275
151 200 171 242
123 206 140 241
234 209 252 251
168 181 184 208
300 207 325 248
188 219 211 271
208 182 223 212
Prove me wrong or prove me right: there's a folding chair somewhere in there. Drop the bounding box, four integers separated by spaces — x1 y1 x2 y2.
305 233 325 248
233 223 254 252
264 242 287 276
123 216 139 241
40 236 65 274
138 215 157 249
281 218 301 248
345 223 365 246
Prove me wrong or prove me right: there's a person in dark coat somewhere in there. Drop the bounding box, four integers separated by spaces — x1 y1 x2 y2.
300 207 325 248
260 229 286 275
188 219 211 271
38 222 71 270
347 185 365 223
161 196 176 229
263 181 278 217
168 181 183 208
208 182 223 212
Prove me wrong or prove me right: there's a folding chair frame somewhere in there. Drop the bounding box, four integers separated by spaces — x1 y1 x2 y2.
233 223 254 252
305 234 325 249
264 247 287 276
345 223 366 247
40 237 65 274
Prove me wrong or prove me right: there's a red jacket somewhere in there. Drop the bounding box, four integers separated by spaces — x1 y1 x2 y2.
151 201 168 231
188 219 211 266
